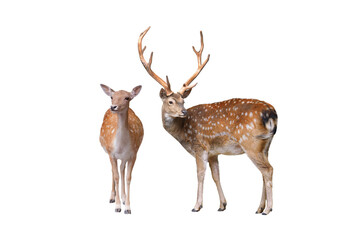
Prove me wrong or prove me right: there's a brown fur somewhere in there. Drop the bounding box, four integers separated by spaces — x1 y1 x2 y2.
100 108 143 153
99 84 143 214
138 27 277 214
161 96 277 214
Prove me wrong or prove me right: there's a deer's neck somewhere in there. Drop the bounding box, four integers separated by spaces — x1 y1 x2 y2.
116 109 130 139
162 111 185 143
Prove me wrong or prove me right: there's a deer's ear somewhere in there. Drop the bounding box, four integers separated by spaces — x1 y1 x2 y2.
159 88 168 99
130 85 142 100
100 84 115 97
181 88 192 99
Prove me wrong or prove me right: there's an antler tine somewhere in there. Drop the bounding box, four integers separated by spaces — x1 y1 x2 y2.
179 31 210 95
138 27 173 96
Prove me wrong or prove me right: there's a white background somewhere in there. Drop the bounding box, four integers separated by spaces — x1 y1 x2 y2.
1 0 361 239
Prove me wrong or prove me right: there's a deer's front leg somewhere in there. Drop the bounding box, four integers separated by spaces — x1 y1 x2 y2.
109 156 122 212
192 152 208 212
109 155 116 203
124 158 136 214
209 155 227 211
120 160 126 205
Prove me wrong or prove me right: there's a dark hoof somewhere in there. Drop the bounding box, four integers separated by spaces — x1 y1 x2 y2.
123 201 125 205
218 203 227 211
109 199 115 203
192 205 202 212
115 208 122 212
124 210 131 214
270 208 273 212
262 212 267 215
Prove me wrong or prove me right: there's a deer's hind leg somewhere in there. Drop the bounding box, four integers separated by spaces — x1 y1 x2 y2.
246 139 274 215
109 174 116 203
255 176 267 214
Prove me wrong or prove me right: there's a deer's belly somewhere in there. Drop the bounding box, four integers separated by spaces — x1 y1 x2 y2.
210 142 245 156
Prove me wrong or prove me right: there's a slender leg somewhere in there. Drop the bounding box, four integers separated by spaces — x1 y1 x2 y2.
255 176 266 214
110 174 115 203
109 156 121 212
263 165 273 215
120 160 126 205
208 155 227 211
192 152 207 212
124 158 135 214
247 151 273 215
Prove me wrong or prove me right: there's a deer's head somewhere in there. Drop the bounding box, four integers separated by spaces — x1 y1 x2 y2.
100 84 142 113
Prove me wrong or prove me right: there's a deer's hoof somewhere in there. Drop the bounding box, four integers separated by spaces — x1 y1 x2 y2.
262 208 272 215
109 199 115 203
192 205 203 212
218 202 227 211
115 208 122 212
255 206 265 214
124 210 131 214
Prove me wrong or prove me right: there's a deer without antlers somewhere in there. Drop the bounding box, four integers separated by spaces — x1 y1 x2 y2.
99 84 143 214
138 27 278 215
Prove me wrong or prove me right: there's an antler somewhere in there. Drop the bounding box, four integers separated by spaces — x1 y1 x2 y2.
138 27 173 96
178 31 210 95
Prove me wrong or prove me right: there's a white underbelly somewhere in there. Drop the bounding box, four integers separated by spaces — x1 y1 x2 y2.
210 142 245 156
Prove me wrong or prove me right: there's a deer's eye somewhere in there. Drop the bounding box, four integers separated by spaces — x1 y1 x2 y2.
125 97 130 101
111 97 113 99
169 101 173 105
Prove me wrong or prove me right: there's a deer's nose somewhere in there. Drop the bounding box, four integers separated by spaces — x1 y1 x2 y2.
111 105 118 111
182 110 188 116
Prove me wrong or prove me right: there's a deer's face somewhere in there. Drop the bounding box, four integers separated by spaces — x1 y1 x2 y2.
100 84 142 113
160 89 187 118
109 90 132 112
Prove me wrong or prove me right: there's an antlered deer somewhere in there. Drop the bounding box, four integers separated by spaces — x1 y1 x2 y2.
99 84 143 214
138 27 277 215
